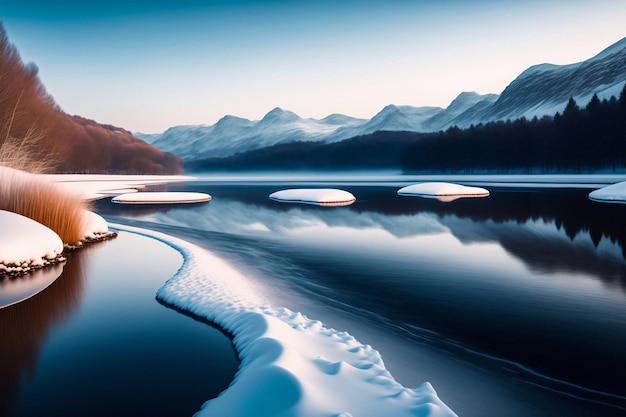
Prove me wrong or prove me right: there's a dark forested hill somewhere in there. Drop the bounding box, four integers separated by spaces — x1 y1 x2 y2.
185 131 428 172
401 89 626 173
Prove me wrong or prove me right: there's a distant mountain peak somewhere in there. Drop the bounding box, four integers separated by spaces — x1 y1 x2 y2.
320 113 366 125
379 104 401 113
446 91 497 111
261 107 300 123
215 114 252 126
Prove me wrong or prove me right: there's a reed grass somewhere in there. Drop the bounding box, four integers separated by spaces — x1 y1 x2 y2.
0 166 86 245
0 125 56 174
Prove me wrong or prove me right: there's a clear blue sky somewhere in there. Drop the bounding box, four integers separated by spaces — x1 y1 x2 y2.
2 0 625 133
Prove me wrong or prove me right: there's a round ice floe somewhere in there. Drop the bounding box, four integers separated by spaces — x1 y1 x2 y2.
269 189 356 206
0 210 64 268
589 181 626 204
398 182 489 202
111 191 212 204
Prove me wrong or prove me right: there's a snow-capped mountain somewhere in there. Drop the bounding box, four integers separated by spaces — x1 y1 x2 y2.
137 98 485 161
137 37 626 162
478 36 626 124
141 108 368 160
421 92 499 131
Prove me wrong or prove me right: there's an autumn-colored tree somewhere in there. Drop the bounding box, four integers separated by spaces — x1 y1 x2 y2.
0 22 183 174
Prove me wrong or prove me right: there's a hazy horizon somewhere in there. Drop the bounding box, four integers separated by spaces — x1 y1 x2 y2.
2 0 625 133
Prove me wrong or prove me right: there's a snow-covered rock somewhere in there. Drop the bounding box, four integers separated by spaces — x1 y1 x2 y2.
81 210 110 240
398 182 489 202
589 181 626 204
269 189 356 206
112 191 212 204
0 210 64 274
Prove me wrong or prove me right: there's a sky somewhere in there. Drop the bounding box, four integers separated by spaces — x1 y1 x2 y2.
1 0 625 133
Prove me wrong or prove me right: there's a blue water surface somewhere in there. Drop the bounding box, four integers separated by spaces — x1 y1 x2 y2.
0 231 238 417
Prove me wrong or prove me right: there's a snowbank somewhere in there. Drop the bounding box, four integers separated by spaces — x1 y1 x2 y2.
0 210 65 276
589 181 626 204
113 223 457 417
81 210 114 242
270 189 356 206
112 191 212 204
398 182 489 202
1 171 195 277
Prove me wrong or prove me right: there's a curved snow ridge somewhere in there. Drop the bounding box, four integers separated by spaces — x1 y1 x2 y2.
111 223 457 417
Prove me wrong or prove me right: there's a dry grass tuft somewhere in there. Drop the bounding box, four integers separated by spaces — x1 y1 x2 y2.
0 126 56 174
0 166 87 245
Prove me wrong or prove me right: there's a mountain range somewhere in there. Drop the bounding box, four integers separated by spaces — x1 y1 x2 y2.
137 37 626 162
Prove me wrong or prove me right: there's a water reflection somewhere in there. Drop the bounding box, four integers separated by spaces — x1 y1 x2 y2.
3 232 238 417
101 181 626 412
101 184 626 292
418 194 485 202
0 248 88 417
0 263 65 309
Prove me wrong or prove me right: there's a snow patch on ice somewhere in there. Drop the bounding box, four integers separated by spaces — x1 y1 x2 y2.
112 223 457 417
270 189 356 206
112 191 212 204
589 181 626 204
47 174 193 201
398 182 489 202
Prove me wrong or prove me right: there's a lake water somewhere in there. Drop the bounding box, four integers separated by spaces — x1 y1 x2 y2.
0 231 238 417
3 174 626 416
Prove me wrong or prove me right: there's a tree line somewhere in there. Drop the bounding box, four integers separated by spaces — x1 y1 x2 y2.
185 130 426 171
401 85 626 173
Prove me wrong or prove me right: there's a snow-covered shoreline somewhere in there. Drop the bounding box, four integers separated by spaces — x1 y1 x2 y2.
0 210 66 277
0 168 121 277
112 222 457 417
1 170 193 277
